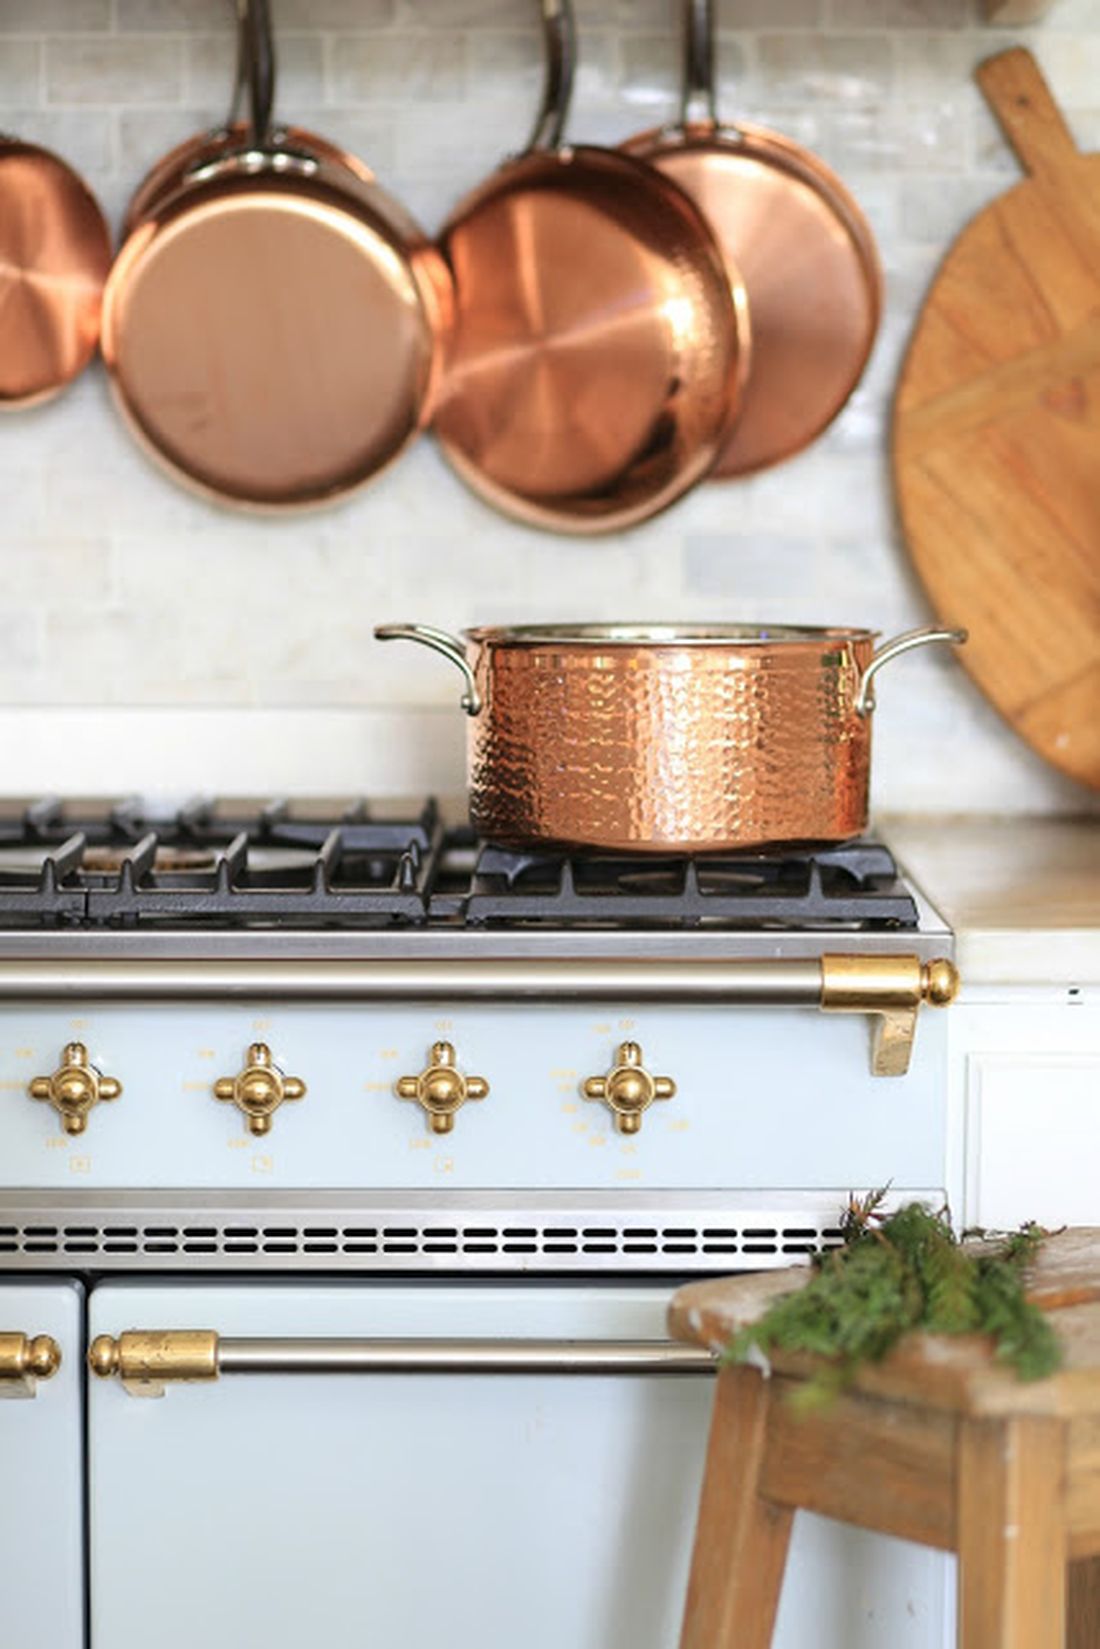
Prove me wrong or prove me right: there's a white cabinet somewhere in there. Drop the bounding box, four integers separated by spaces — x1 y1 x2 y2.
951 999 1100 1228
0 1280 84 1649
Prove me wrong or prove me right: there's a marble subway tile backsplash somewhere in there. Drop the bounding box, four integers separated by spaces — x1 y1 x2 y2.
0 0 1097 812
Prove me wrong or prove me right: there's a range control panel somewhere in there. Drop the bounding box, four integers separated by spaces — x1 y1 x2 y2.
0 1002 949 1194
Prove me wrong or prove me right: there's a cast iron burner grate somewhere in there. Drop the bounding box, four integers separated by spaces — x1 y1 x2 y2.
0 797 918 931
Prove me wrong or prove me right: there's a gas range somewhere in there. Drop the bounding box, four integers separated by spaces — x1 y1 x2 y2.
0 797 955 1276
2 797 960 1649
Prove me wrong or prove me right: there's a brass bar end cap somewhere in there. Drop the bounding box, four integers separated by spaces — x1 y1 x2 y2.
922 959 960 1006
26 1335 62 1379
88 1335 119 1378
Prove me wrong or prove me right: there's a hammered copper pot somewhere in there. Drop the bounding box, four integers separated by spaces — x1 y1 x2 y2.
374 623 966 854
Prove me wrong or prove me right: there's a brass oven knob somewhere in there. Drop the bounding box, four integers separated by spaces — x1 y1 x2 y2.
395 1041 488 1135
582 1041 675 1135
214 1043 305 1136
29 1042 122 1135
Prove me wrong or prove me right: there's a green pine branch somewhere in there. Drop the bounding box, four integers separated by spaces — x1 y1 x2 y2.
728 1199 1060 1411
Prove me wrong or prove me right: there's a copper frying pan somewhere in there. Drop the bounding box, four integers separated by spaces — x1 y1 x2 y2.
431 0 748 535
0 132 111 407
622 0 881 477
101 0 451 510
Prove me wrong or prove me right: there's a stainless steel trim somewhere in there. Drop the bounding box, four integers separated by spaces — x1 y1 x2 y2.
0 956 825 1001
0 920 954 963
219 1338 715 1375
461 623 877 646
0 1187 941 1275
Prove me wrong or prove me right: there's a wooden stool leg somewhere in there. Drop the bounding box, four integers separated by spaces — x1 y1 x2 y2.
957 1416 1067 1649
1069 1558 1100 1649
679 1364 793 1649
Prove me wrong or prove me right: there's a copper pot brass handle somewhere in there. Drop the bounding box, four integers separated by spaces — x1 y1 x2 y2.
374 624 482 715
855 626 967 717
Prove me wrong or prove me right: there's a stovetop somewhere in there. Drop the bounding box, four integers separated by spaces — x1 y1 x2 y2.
0 796 924 934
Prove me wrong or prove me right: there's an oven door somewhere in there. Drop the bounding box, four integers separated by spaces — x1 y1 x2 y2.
88 1281 948 1649
0 1279 84 1649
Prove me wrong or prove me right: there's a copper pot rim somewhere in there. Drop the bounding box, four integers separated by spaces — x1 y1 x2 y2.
462 623 879 649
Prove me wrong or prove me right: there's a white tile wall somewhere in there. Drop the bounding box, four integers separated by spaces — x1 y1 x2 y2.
0 0 1097 809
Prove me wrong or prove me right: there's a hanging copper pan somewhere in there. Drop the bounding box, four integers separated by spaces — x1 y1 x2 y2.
0 124 111 406
622 0 881 478
101 0 451 510
122 1 375 238
431 0 749 535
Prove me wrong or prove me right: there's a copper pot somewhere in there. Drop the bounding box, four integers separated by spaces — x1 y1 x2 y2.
375 623 966 854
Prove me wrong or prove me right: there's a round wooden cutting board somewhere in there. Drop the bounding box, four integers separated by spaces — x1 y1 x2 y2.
893 47 1100 791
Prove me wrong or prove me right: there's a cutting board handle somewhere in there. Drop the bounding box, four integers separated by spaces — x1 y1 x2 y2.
976 48 1079 182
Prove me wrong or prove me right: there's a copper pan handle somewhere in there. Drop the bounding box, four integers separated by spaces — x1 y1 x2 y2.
680 0 719 129
374 624 482 716
525 0 575 155
855 625 967 717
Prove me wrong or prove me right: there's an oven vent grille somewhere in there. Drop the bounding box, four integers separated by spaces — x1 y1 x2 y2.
0 1213 848 1271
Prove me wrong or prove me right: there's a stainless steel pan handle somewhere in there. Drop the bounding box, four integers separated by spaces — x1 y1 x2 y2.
89 1330 714 1396
855 625 967 717
526 0 576 155
241 0 276 148
374 623 482 715
680 0 718 129
226 0 249 128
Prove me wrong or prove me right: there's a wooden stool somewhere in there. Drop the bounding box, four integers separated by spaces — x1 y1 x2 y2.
669 1230 1100 1649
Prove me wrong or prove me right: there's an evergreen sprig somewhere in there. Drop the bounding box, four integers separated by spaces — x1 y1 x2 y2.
728 1195 1060 1410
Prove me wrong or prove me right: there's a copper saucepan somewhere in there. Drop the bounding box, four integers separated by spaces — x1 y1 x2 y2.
375 622 966 854
621 0 882 477
431 0 748 534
